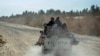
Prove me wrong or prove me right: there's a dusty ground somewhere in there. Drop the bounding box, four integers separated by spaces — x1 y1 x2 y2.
72 34 100 56
0 21 100 56
0 21 41 56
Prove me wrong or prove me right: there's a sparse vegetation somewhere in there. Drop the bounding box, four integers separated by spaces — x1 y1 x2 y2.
0 5 100 36
0 35 6 47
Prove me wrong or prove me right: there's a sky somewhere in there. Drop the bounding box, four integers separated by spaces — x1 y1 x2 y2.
0 0 100 16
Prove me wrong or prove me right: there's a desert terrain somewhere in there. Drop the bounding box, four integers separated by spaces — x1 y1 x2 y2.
0 21 100 56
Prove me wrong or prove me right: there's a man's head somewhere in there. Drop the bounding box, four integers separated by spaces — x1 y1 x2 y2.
51 17 55 21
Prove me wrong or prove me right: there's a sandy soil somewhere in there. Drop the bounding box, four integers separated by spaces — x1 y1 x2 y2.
0 21 100 56
0 21 41 56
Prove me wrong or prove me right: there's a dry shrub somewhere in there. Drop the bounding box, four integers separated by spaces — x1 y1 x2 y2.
1 15 100 36
0 35 6 47
62 16 98 36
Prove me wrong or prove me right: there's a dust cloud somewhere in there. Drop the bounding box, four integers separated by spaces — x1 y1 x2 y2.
24 42 100 56
25 45 73 56
25 46 42 56
25 45 55 56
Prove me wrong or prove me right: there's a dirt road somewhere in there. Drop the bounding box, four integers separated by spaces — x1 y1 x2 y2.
0 21 100 56
0 21 41 56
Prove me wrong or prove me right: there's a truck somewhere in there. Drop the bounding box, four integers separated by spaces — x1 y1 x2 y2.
35 19 79 55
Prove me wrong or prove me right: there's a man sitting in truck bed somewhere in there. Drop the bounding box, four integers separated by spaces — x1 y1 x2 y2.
44 17 55 35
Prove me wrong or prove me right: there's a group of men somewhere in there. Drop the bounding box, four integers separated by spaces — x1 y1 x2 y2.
35 17 63 45
43 17 63 35
35 17 67 45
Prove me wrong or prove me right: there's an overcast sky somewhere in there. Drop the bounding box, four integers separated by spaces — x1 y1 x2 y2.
0 0 100 16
